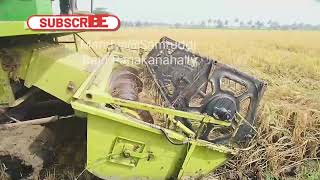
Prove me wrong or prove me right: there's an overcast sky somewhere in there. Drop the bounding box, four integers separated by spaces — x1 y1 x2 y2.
52 0 320 25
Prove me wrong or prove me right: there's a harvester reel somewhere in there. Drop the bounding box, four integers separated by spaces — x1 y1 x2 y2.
145 37 266 143
108 65 154 124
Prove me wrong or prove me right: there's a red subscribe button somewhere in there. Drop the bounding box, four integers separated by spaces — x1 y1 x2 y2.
27 14 121 31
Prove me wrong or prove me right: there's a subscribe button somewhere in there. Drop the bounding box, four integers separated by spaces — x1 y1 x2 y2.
27 14 121 31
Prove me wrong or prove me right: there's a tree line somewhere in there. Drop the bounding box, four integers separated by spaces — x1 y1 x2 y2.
121 18 320 30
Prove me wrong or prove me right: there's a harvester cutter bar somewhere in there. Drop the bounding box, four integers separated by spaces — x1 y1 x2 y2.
83 92 231 127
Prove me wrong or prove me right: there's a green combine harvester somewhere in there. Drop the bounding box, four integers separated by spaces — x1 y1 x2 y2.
0 0 266 179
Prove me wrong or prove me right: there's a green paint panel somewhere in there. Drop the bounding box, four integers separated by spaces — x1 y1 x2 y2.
181 146 229 177
72 101 231 179
0 67 14 107
0 0 52 21
0 21 76 38
0 0 73 37
23 45 93 103
87 114 186 179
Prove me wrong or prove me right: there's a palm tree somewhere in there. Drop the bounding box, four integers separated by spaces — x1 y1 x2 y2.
200 20 206 27
216 19 224 28
224 20 229 27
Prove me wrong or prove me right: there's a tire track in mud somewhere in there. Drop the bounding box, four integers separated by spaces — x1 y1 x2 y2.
0 118 98 180
0 125 52 179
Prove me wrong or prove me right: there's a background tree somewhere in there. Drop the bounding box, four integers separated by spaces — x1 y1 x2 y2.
216 19 224 28
224 20 229 26
201 20 206 27
207 18 213 27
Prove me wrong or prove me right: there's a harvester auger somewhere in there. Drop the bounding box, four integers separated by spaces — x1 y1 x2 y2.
0 0 266 179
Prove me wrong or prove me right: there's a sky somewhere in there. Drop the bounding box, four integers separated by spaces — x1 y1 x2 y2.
52 0 320 25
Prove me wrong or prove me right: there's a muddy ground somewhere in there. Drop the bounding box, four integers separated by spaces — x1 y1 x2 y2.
0 118 100 180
